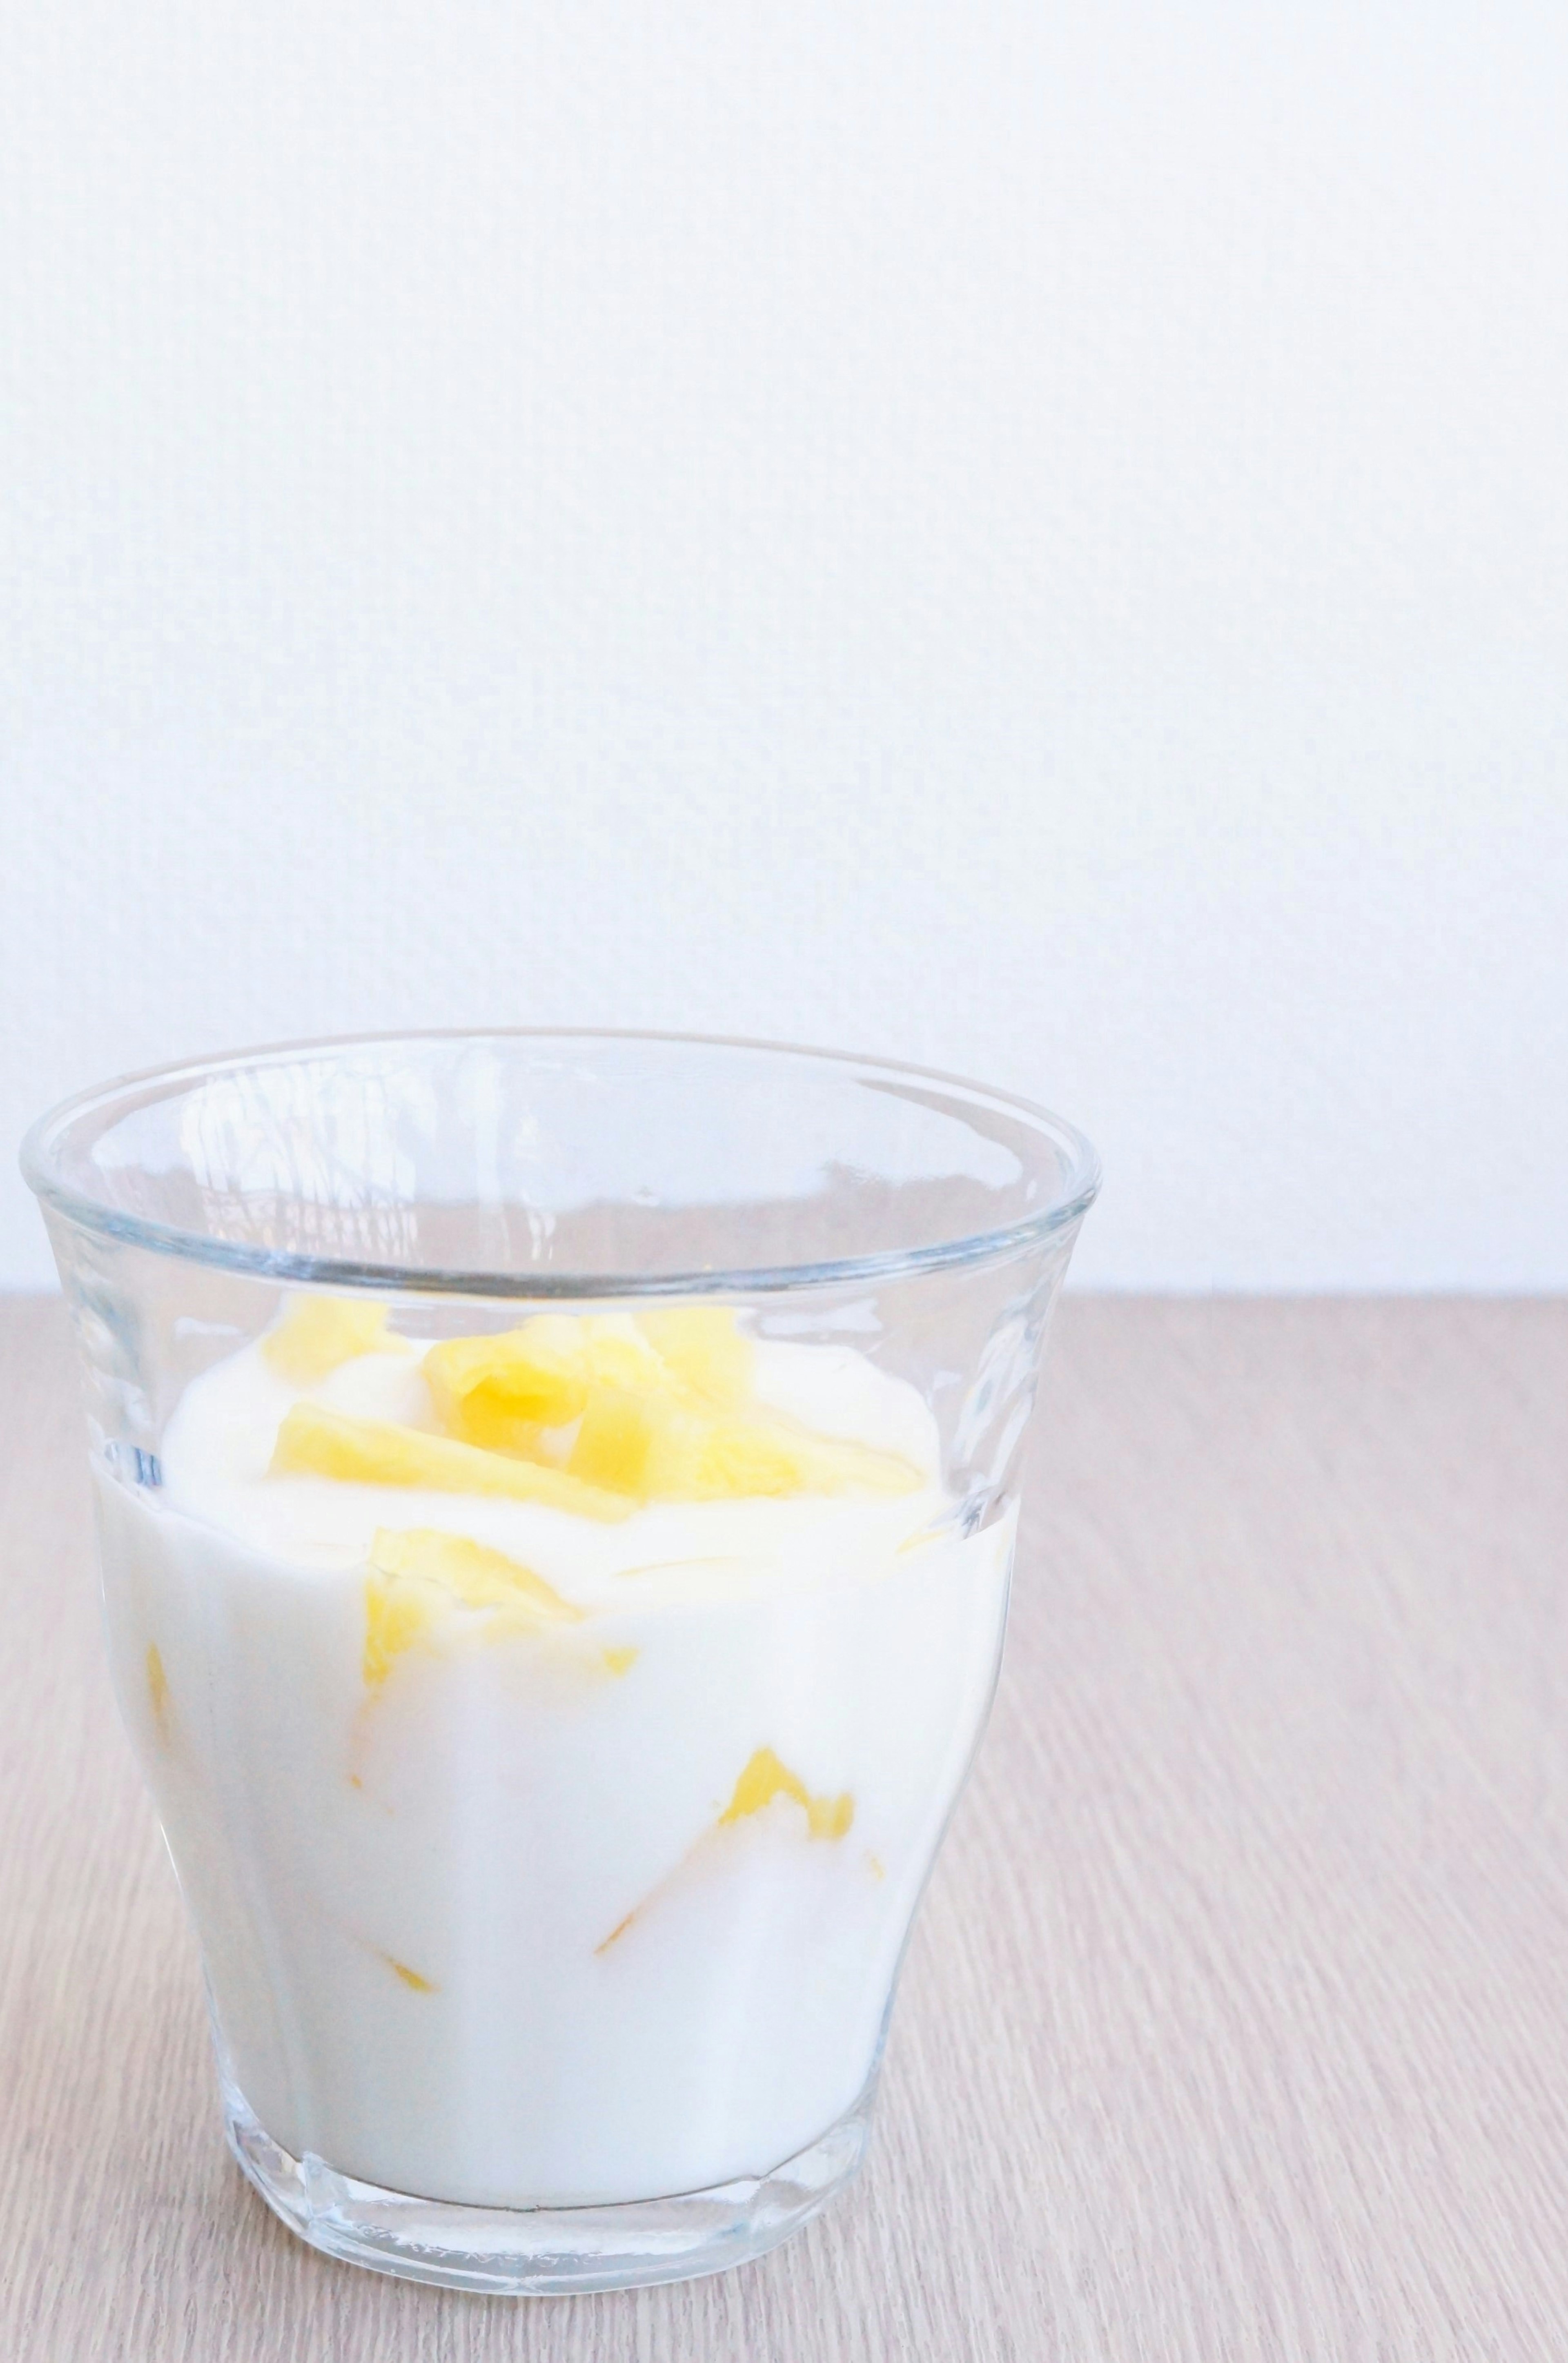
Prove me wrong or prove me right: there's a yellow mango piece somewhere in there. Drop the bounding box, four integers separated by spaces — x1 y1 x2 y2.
719 1745 854 1840
567 1384 670 1495
581 1314 669 1392
423 1312 671 1450
597 1740 854 1952
363 1572 440 1686
369 1528 584 1623
424 1316 592 1439
683 1415 918 1501
271 1403 633 1521
415 1305 915 1508
635 1305 753 1405
263 1294 403 1383
568 1384 920 1502
363 1529 583 1686
436 1401 556 1462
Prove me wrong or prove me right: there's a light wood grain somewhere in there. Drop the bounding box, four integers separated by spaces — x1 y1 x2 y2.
4 1296 1568 2361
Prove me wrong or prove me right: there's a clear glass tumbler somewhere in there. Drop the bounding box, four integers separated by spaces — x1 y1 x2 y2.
23 1031 1098 2294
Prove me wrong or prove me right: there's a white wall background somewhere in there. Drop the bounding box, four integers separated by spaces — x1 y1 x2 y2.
3 1 1565 1290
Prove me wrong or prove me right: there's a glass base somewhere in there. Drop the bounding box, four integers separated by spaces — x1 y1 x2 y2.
220 2070 875 2294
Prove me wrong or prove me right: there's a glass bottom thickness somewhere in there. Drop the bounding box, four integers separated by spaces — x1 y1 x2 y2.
220 2067 875 2295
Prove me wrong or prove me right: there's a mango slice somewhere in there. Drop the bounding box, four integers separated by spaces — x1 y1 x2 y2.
567 1385 920 1503
274 1303 923 1511
263 1294 403 1383
363 1528 584 1687
424 1316 591 1439
720 1745 854 1840
423 1312 667 1449
596 1742 853 1953
634 1305 754 1405
363 1565 442 1686
271 1403 632 1521
370 1527 584 1622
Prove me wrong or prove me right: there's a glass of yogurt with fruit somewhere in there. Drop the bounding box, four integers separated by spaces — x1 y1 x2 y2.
24 1032 1097 2293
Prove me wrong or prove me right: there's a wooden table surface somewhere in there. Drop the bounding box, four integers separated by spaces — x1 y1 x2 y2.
4 1294 1568 2362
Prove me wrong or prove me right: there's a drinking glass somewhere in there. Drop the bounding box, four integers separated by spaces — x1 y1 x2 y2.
23 1031 1098 2293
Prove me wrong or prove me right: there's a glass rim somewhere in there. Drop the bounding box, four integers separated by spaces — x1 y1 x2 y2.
20 1027 1101 1299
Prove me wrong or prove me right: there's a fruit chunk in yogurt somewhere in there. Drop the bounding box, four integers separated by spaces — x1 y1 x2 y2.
98 1296 1013 2208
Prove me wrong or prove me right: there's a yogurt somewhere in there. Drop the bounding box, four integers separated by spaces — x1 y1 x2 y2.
98 1300 1013 2208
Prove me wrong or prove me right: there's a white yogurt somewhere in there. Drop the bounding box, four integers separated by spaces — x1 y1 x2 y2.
98 1326 1013 2207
